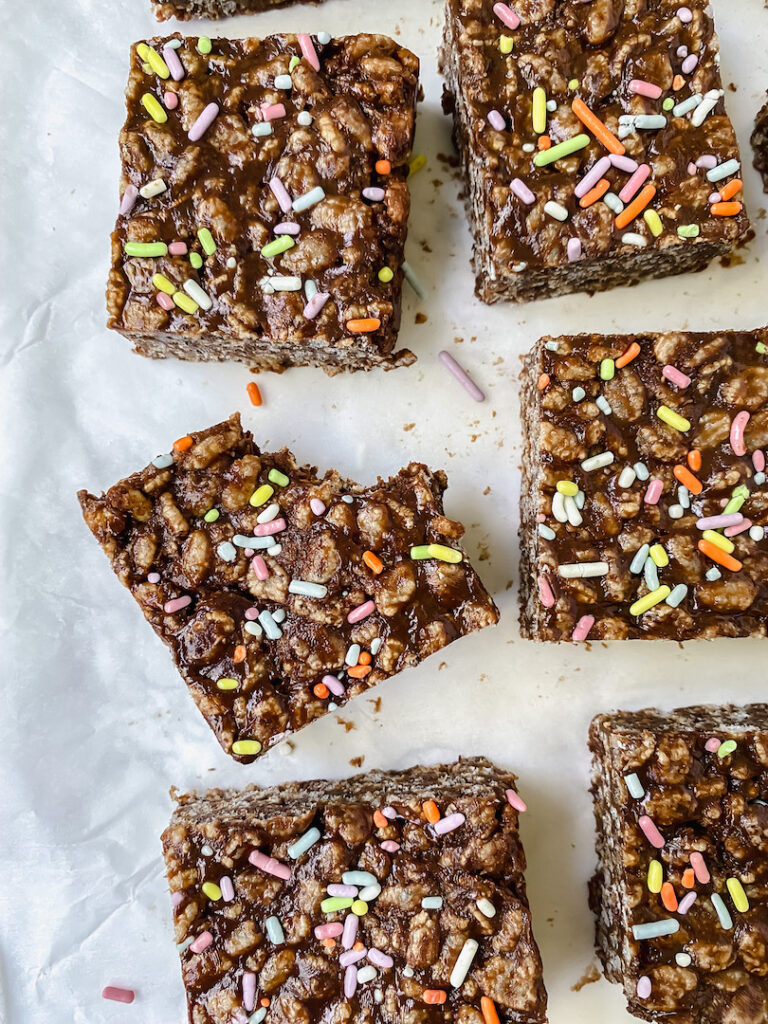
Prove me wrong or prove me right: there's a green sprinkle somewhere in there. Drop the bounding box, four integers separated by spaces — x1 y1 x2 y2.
600 358 615 381
378 267 394 283
197 36 212 54
124 241 168 257
321 897 354 913
249 484 274 507
198 228 216 255
204 508 220 523
289 55 300 71
190 251 203 269
232 739 262 756
732 484 750 499
717 739 737 758
268 469 290 487
662 97 674 110
757 342 767 355
533 133 590 167
677 224 700 239
261 236 295 259
202 882 222 900
723 495 745 515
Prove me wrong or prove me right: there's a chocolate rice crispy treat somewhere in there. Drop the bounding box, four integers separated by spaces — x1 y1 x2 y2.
589 705 768 1024
162 757 547 1024
78 414 499 762
108 34 419 374
519 328 768 642
152 0 323 19
751 92 768 193
439 1 750 305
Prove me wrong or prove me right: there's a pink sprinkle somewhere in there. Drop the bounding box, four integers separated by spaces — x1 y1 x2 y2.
297 33 320 71
164 595 191 614
434 812 466 835
493 1 520 29
697 513 743 530
511 177 535 205
725 518 751 538
245 607 259 620
538 575 555 608
102 987 135 1004
629 80 662 100
188 102 219 142
348 600 375 624
705 737 721 752
119 184 138 215
380 840 400 852
575 156 611 199
572 614 595 642
619 164 651 203
328 884 357 898
730 411 750 457
636 976 652 1000
248 849 291 880
487 109 506 131
644 479 663 505
753 450 765 472
438 350 485 402
156 292 174 310
315 922 343 940
362 187 386 201
310 498 326 515
681 54 698 75
163 90 178 110
171 890 183 906
242 972 256 1012
189 931 213 954
254 517 286 537
368 949 394 969
677 45 688 58
610 153 639 173
252 556 269 581
638 814 665 849
567 238 582 262
168 241 188 255
536 513 546 523
708 191 721 204
147 572 161 583
662 365 691 389
382 806 398 819
162 46 185 81
261 102 286 121
274 222 300 235
340 947 368 968
506 788 527 813
303 292 330 320
269 176 292 213
322 674 345 697
342 913 358 950
678 891 697 915
690 851 710 884
344 964 357 998
696 155 717 170
687 161 697 175
677 6 692 22
220 876 234 902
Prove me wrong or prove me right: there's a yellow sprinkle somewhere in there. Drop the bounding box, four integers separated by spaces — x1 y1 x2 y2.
656 405 690 432
647 860 663 893
136 43 150 60
141 63 152 74
202 882 222 901
427 544 463 563
556 480 578 497
630 586 671 617
173 291 198 314
198 228 216 255
232 740 262 756
152 273 176 295
568 78 579 90
499 35 514 54
702 529 735 554
351 900 368 916
409 154 426 176
532 87 547 134
649 544 669 568
249 484 275 507
144 46 170 79
644 209 663 237
216 678 239 691
141 93 167 124
726 877 749 913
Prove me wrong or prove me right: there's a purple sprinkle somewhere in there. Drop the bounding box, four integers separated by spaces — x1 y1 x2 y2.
575 156 611 198
438 350 485 403
708 191 721 204
328 884 358 898
119 184 138 215
339 947 367 968
274 222 300 235
147 572 161 583
242 972 256 1012
382 806 398 819
696 513 743 531
163 46 185 81
511 177 536 205
433 812 466 836
171 891 183 906
303 291 330 320
269 176 293 213
696 154 717 169
164 595 191 614
188 102 219 142
610 153 639 173
677 6 693 23
678 891 697 915
344 964 357 998
681 54 698 75
637 976 652 999
487 109 506 131
310 497 326 516
220 876 234 902
368 949 394 969
362 187 385 202
676 45 689 58
322 673 345 697
567 238 582 262
341 913 358 950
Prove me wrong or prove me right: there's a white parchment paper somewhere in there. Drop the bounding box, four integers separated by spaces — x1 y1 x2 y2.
1 0 767 1020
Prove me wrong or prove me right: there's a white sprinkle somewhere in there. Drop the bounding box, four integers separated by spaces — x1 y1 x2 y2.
618 466 637 488
595 396 612 416
370 637 382 655
257 503 280 524
272 608 286 624
673 93 702 118
267 543 282 556
259 609 282 640
750 525 765 541
572 387 586 402
564 495 582 527
581 451 615 471
292 186 325 212
152 453 174 468
421 896 443 910
345 644 361 666
450 938 479 988
624 773 645 799
183 279 213 311
274 74 292 90
297 110 313 126
357 966 377 985
622 232 647 247
476 897 496 918
544 200 569 221
558 561 609 579
201 844 214 856
359 884 381 901
139 177 167 199
552 491 568 523
289 579 328 598
244 621 263 638
263 275 302 292
669 504 684 519
691 89 721 128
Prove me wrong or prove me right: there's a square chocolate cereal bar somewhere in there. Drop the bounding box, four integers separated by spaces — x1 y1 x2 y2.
78 415 499 761
520 329 768 641
440 1 750 303
162 758 547 1024
152 0 328 19
590 705 768 1023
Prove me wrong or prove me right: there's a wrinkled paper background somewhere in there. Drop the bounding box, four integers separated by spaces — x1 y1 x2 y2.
1 0 768 1020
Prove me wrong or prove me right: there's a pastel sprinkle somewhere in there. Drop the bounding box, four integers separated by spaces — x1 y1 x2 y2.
438 350 485 402
632 919 679 940
249 850 290 880
102 987 135 1004
625 773 645 799
711 893 733 930
727 878 749 913
434 813 466 835
188 103 219 142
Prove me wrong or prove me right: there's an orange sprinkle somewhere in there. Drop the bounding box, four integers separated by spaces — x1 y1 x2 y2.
537 135 551 151
375 159 391 175
719 178 743 202
358 651 372 666
346 318 381 333
347 664 371 679
321 937 336 949
698 539 742 572
373 809 388 828
313 682 330 699
173 435 193 452
711 201 742 217
363 550 383 575
481 996 501 1024
423 990 447 1005
422 799 440 824
579 178 610 208
537 373 550 390
353 940 365 952
260 999 270 1008
572 97 625 155
661 882 679 912
615 184 657 229
672 74 685 91
673 464 703 495
616 342 641 368
233 645 246 664
247 381 262 407
682 868 696 889
687 449 702 472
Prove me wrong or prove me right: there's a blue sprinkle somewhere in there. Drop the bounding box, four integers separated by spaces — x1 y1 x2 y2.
538 524 556 541
624 773 645 799
666 583 688 608
630 544 650 575
266 915 285 943
217 541 237 562
152 453 174 469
